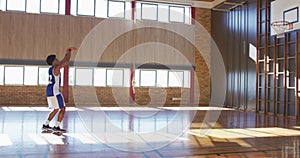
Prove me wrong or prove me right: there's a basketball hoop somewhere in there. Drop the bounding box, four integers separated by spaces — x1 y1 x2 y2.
271 21 293 38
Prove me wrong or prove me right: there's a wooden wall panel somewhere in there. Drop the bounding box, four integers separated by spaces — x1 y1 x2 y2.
0 12 104 62
212 0 257 109
23 14 35 59
99 23 195 66
0 12 194 67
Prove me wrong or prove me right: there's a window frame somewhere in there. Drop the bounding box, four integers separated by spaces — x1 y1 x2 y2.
141 3 158 21
2 0 192 25
106 68 124 87
40 0 60 14
168 70 184 88
139 69 157 87
169 5 185 23
74 67 94 86
107 0 126 19
25 0 41 14
6 0 27 12
76 0 96 16
4 66 25 85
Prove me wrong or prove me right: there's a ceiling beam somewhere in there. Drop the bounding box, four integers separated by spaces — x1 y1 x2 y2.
193 0 226 9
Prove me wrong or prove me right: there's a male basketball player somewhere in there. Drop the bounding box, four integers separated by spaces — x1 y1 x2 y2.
42 47 77 131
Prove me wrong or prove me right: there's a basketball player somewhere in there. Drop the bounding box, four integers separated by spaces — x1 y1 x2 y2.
42 47 77 131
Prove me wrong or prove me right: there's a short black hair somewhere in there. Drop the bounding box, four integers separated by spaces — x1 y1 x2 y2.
46 54 56 65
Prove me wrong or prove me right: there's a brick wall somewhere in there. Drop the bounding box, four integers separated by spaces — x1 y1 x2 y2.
0 86 47 105
0 86 191 106
194 8 211 105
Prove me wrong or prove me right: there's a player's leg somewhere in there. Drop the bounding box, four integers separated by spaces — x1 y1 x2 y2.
43 109 59 129
53 94 66 132
47 109 59 122
57 107 65 125
43 96 59 129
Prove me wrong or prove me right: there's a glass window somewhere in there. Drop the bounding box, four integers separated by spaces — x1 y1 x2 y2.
59 0 65 15
94 68 106 87
136 3 141 20
24 66 38 85
169 6 185 23
6 0 26 11
5 66 24 85
183 70 190 88
26 0 40 13
70 0 76 15
75 68 93 86
38 67 49 85
77 0 94 16
0 65 4 85
0 0 7 11
249 43 257 62
140 70 156 87
185 6 191 24
168 71 183 87
95 0 107 18
123 69 130 87
158 5 168 23
108 0 125 18
40 0 59 14
106 69 123 87
141 3 158 20
125 3 131 20
157 70 168 87
69 67 75 86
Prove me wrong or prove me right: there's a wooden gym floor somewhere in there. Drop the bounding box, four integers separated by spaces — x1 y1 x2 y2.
0 106 300 158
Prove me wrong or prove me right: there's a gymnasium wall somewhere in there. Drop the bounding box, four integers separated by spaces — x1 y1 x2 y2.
0 12 98 61
212 0 257 110
256 0 300 117
0 8 211 106
0 11 194 66
212 0 300 117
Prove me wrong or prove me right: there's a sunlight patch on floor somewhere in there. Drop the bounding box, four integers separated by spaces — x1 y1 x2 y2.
65 133 98 144
0 134 13 146
28 134 48 145
41 134 65 145
188 127 300 139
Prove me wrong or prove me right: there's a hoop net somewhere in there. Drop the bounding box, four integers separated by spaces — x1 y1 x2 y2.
271 21 293 38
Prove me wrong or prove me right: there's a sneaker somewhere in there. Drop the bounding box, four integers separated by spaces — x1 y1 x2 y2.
42 124 52 130
53 126 66 132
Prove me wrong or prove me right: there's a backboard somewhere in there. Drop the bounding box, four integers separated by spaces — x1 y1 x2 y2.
270 0 300 36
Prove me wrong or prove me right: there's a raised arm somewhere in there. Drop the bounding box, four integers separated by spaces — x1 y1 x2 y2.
54 47 77 76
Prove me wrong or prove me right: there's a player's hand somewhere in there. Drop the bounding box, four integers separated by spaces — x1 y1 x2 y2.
67 47 77 52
